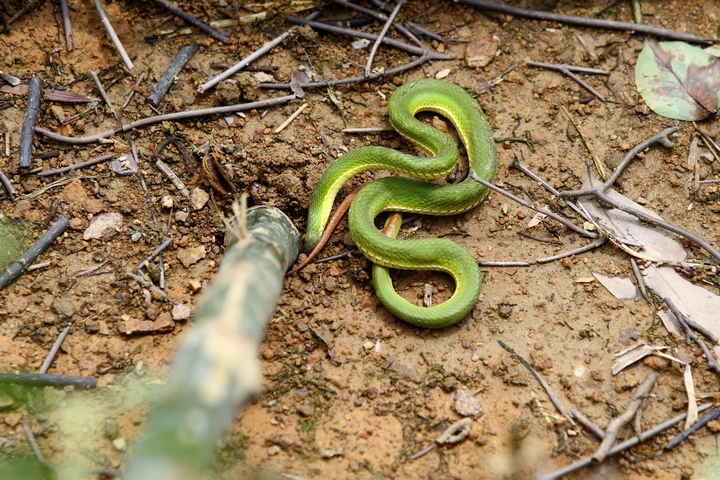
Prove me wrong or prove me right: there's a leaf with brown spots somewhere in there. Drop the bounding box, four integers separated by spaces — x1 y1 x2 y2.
635 41 720 121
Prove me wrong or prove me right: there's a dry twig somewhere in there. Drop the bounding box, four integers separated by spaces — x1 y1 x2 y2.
457 0 719 44
498 341 575 426
92 0 134 70
365 0 405 76
592 373 658 462
540 402 714 480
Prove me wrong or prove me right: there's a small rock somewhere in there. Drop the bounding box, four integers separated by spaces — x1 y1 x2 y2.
188 279 202 293
498 304 513 319
118 312 174 335
297 404 314 417
52 294 76 318
160 195 173 209
643 355 671 371
441 376 461 393
436 418 473 445
267 445 281 456
171 304 192 321
454 389 483 417
68 217 85 230
295 321 309 332
323 277 337 292
84 319 100 333
14 199 32 214
112 438 126 452
389 361 423 384
261 349 275 360
320 445 344 458
175 211 189 223
325 374 349 390
465 37 498 68
530 352 553 372
83 198 105 214
190 188 209 210
103 419 119 440
363 341 374 350
0 392 15 410
61 179 88 208
3 411 22 427
83 212 123 240
177 246 206 268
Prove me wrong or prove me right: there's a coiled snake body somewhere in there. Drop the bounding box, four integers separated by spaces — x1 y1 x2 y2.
304 79 497 328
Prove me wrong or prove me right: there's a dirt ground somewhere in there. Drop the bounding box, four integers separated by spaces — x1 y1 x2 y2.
1 0 720 479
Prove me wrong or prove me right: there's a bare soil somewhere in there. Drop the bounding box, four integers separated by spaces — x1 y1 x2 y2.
1 1 719 479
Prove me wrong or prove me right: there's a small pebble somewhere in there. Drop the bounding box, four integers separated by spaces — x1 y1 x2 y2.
112 438 126 452
172 304 192 321
267 445 281 456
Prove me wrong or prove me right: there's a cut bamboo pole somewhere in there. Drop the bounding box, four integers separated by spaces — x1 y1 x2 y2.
124 204 299 480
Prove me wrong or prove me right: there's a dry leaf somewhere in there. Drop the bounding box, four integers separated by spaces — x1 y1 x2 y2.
684 364 698 429
644 265 720 346
591 272 638 302
579 194 687 262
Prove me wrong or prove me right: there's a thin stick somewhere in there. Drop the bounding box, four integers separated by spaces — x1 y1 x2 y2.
148 45 198 105
498 340 576 426
457 0 719 44
0 167 15 196
342 126 395 133
153 0 229 43
562 106 605 179
629 258 650 302
408 444 435 460
136 238 174 272
528 61 607 101
123 72 146 109
570 409 605 439
511 155 590 223
664 297 720 374
0 372 97 389
536 237 607 264
39 324 72 374
286 15 452 59
331 0 423 48
155 160 190 197
126 272 179 305
665 408 720 450
7 0 40 24
540 402 715 480
33 153 114 177
90 70 121 124
469 170 597 238
36 95 297 144
603 127 678 191
60 0 74 51
274 103 308 134
19 76 43 168
22 420 59 472
92 0 134 70
478 261 531 267
199 11 321 93
593 373 658 462
261 52 434 90
557 128 720 262
288 185 364 275
0 218 69 289
365 0 405 76
570 186 720 262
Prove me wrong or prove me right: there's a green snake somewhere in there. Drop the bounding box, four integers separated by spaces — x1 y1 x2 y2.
304 78 497 328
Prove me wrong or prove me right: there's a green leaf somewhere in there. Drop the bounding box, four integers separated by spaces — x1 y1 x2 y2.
635 41 720 121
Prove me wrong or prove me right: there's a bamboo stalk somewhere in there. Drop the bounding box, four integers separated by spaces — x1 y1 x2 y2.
124 204 299 480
